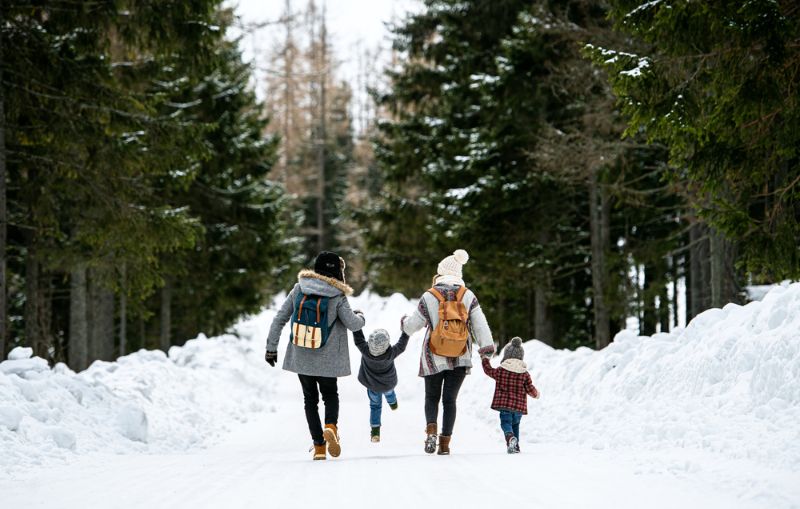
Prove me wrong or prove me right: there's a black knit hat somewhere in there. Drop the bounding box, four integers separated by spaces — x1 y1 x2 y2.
314 251 345 282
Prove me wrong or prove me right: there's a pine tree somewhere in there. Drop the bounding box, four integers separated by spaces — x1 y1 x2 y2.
1 1 295 366
590 0 800 281
150 10 296 346
368 0 691 348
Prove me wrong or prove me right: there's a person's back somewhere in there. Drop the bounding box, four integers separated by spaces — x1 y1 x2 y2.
481 337 539 454
401 248 496 455
352 328 409 442
264 251 365 460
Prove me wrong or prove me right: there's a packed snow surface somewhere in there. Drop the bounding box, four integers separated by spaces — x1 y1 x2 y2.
1 284 799 508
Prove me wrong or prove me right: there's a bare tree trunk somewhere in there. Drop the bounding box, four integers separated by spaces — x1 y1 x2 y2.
710 227 725 308
589 170 611 349
671 256 680 329
315 3 327 252
723 240 740 305
98 289 114 360
497 295 506 351
533 281 553 345
710 227 739 307
0 30 7 360
69 265 89 370
641 263 657 335
24 237 46 358
685 249 693 320
160 279 172 352
658 272 670 333
139 317 146 350
88 271 115 362
119 264 127 356
525 284 533 339
688 221 711 319
282 0 294 183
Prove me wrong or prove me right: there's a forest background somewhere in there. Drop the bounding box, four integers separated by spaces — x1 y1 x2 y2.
1 0 797 369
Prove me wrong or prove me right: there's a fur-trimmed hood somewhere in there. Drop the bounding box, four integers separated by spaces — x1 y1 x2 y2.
500 358 528 374
298 269 354 296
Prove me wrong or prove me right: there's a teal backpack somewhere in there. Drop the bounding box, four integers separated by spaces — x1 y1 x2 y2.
290 293 331 349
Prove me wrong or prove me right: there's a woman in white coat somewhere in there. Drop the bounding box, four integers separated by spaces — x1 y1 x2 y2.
401 249 495 455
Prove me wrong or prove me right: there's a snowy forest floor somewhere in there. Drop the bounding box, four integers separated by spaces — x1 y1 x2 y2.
2 288 800 508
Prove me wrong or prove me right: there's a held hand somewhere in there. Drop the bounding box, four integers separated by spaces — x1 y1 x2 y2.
353 309 364 317
265 350 278 367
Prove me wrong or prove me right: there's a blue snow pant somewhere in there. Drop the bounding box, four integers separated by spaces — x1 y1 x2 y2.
367 389 397 427
499 410 523 440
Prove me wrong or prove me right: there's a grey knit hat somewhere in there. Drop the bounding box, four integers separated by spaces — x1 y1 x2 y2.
502 337 525 361
368 329 391 356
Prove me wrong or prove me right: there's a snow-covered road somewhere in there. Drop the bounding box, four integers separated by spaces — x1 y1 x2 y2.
2 364 784 509
3 285 800 508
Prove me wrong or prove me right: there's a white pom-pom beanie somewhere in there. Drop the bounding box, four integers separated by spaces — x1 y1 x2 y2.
437 249 469 279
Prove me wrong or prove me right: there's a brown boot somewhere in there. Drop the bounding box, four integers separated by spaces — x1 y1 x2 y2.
312 443 326 461
424 423 437 454
438 435 451 455
323 423 341 458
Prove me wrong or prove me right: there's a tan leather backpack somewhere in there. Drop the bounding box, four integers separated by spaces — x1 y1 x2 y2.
427 286 470 357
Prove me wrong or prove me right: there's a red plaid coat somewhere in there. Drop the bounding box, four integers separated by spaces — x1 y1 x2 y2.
481 357 539 414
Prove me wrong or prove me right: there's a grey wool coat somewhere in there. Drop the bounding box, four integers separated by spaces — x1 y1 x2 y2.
266 270 365 378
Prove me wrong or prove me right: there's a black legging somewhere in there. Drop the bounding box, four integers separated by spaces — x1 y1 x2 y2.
298 374 339 445
424 367 467 436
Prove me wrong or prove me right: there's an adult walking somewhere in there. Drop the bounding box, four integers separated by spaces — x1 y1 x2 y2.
401 249 495 455
265 251 365 461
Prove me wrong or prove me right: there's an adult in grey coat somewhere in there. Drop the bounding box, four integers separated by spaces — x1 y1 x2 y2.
265 251 365 460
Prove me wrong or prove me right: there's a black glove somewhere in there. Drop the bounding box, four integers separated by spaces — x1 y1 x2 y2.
265 350 278 367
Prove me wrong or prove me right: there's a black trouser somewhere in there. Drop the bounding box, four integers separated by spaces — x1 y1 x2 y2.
424 367 467 436
298 374 339 445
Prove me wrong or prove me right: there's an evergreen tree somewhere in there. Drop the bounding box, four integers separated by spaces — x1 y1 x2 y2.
149 10 297 346
590 0 800 281
1 2 296 366
368 0 689 348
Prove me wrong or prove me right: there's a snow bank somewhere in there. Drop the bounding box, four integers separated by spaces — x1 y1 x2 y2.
0 309 280 477
2 282 798 479
463 282 800 470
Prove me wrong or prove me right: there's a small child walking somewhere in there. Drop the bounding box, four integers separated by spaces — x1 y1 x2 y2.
352 327 409 442
481 337 539 454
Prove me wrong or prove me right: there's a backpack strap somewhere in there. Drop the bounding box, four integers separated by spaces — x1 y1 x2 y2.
429 286 468 303
456 286 470 321
427 287 445 303
297 294 308 321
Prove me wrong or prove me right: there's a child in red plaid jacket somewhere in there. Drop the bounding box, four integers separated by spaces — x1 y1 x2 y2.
481 337 539 454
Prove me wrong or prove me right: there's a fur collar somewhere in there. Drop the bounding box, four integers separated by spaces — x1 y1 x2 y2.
500 358 528 374
298 269 354 296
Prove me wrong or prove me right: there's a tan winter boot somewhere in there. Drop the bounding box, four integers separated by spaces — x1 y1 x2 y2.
312 443 326 461
438 435 451 455
323 423 341 458
424 423 438 454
